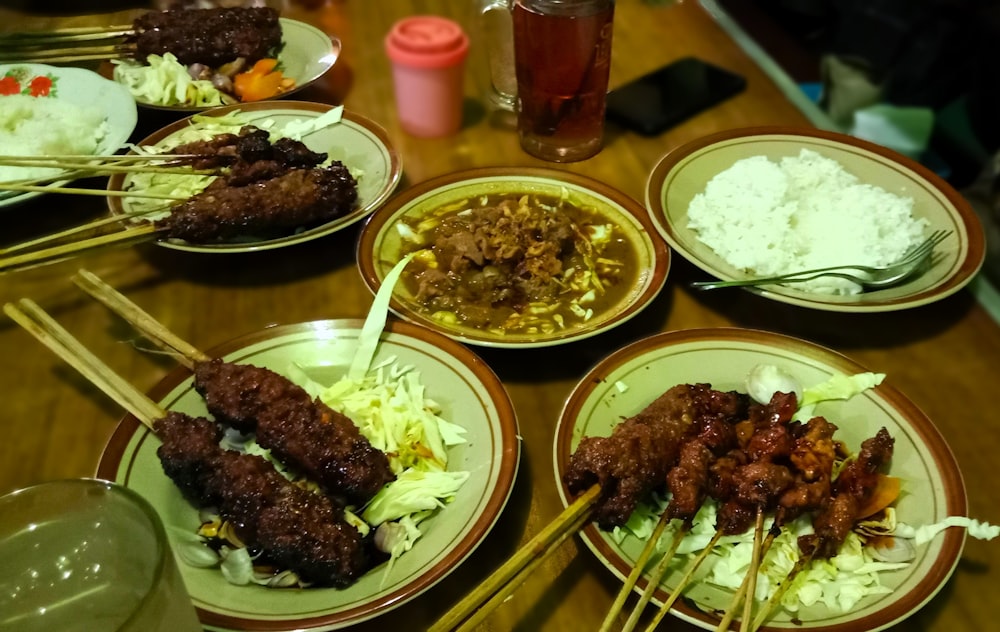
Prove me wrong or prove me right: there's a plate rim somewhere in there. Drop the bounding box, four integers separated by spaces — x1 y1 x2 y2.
644 126 987 313
95 318 520 631
551 326 968 631
356 166 671 349
105 100 402 253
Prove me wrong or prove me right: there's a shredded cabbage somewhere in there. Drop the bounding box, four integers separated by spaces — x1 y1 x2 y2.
112 53 227 107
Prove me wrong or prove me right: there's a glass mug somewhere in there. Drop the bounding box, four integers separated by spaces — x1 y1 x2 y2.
0 479 203 632
480 0 615 162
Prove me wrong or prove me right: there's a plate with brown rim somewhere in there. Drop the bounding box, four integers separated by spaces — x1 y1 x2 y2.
356 167 671 349
645 127 986 312
553 327 967 631
96 318 520 631
106 100 401 254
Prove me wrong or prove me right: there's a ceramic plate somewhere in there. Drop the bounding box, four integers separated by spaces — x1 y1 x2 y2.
96 319 520 631
553 327 967 631
107 101 401 253
357 167 671 348
0 63 137 208
115 18 340 113
645 127 986 312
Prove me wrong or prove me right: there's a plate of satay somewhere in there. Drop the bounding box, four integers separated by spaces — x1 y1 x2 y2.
98 100 401 254
645 127 986 312
1 268 522 631
554 327 975 631
356 167 671 348
1 6 341 111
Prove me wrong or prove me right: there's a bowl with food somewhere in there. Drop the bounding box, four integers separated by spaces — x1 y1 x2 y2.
645 127 986 312
356 167 671 348
105 101 401 253
107 7 339 111
97 317 520 631
555 327 984 631
0 63 137 208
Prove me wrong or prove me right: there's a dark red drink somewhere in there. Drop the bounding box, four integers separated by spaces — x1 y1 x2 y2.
512 0 614 162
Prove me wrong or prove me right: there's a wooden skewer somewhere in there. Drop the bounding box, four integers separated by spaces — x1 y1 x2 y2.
453 507 593 632
427 484 601 632
599 510 676 632
2 299 161 427
0 209 167 257
713 529 778 632
0 154 202 163
643 529 725 632
739 509 767 632
749 549 815 631
0 46 132 63
0 24 132 39
620 521 691 632
72 268 209 368
0 159 217 177
0 224 160 274
0 183 188 201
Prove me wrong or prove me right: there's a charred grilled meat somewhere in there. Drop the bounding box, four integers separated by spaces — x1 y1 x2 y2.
132 7 283 68
155 411 371 587
193 358 395 506
563 383 750 529
156 162 357 243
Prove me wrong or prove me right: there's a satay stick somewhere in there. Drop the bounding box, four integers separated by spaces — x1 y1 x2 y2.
739 509 767 631
642 529 725 632
713 529 778 632
620 521 692 632
749 549 815 631
599 509 676 632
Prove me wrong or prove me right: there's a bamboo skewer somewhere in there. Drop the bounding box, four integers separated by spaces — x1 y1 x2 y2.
713 530 778 632
0 183 188 200
0 154 202 163
599 510 675 632
0 209 168 257
453 507 593 632
0 159 217 177
739 510 767 632
643 529 724 632
72 268 209 367
0 24 131 39
749 549 814 631
428 484 601 632
2 299 161 427
620 521 691 632
0 224 160 274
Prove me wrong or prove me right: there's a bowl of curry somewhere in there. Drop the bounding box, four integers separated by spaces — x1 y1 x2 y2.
356 167 670 348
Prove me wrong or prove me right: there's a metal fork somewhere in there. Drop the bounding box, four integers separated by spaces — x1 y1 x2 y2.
689 229 952 291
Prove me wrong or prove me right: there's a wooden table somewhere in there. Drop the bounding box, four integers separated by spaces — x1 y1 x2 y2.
2 1 998 631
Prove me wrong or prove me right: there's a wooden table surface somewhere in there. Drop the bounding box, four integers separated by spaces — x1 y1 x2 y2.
1 1 998 631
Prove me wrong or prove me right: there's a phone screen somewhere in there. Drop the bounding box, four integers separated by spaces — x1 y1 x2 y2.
606 57 747 136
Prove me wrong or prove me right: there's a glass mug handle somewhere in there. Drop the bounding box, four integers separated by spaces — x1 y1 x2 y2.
480 0 517 111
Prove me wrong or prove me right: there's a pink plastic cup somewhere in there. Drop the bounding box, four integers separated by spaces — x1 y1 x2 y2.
385 16 470 138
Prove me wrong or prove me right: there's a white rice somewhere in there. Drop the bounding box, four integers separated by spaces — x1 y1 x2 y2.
0 94 109 183
686 148 929 295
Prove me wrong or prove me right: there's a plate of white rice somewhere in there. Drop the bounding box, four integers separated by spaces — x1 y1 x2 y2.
0 63 137 208
645 127 986 312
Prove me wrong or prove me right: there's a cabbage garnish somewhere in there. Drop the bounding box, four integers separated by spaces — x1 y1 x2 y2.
794 371 885 421
895 516 1000 545
362 469 470 525
113 53 227 107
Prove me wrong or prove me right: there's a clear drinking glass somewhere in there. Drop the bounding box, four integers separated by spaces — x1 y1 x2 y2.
482 0 615 162
0 479 203 632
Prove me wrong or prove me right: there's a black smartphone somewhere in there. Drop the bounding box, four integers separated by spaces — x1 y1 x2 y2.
605 57 747 136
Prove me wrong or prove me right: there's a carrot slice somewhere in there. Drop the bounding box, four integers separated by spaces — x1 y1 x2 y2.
857 474 901 518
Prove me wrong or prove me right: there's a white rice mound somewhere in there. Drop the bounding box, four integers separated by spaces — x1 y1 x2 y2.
0 94 109 183
686 148 929 295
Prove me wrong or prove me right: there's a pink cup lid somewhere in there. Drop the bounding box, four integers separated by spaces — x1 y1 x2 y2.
385 15 469 69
